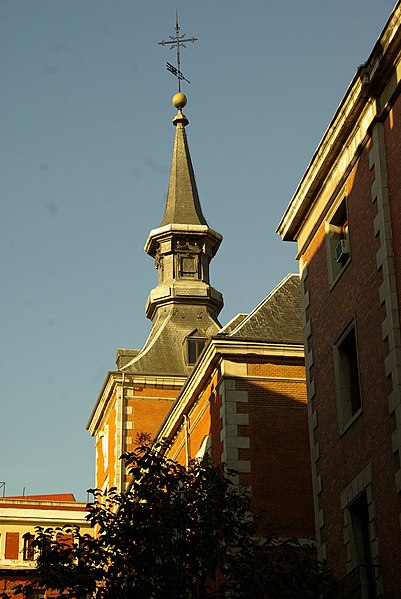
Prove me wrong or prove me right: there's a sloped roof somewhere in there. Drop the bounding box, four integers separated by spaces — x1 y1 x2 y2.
120 305 220 376
160 118 207 227
226 274 303 343
219 313 248 334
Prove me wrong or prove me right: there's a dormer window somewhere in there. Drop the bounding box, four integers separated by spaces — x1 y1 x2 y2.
187 337 207 364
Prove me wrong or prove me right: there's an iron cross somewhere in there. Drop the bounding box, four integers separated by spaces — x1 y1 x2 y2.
159 12 198 92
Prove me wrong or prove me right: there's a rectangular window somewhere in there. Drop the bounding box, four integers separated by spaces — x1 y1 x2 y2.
348 493 377 598
23 533 35 561
326 198 350 285
5 532 19 560
334 324 362 430
188 338 206 364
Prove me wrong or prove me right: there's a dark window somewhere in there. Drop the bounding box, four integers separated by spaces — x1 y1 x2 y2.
335 325 362 429
338 327 361 417
350 493 371 565
326 198 350 284
23 532 35 561
188 338 206 364
331 199 348 230
348 493 377 598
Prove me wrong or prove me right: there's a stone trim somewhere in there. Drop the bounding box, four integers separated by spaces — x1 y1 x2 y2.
115 382 124 493
219 378 250 477
340 464 383 596
369 123 401 506
300 266 324 558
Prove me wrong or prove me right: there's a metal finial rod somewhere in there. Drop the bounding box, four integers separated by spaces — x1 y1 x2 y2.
159 11 197 92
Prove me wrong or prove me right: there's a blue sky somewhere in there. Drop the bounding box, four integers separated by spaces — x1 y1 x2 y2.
1 0 397 500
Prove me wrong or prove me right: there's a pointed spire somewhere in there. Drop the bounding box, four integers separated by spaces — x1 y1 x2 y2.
144 93 223 326
160 93 206 227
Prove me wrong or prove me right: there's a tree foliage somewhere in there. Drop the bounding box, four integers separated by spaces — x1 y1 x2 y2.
19 441 347 598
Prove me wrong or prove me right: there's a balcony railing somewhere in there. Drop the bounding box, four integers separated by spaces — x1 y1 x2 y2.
343 564 380 599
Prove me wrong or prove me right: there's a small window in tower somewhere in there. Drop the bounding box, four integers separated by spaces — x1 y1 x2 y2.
23 533 35 561
187 338 207 364
180 255 197 278
326 197 350 286
334 323 362 431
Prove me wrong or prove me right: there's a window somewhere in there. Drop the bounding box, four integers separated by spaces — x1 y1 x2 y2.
341 467 380 599
25 589 45 599
187 338 206 364
179 255 198 278
350 493 372 566
23 532 35 561
5 532 19 560
334 324 361 430
56 532 74 550
326 198 350 285
348 493 377 598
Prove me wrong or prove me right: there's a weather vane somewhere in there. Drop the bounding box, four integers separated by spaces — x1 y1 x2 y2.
159 12 198 92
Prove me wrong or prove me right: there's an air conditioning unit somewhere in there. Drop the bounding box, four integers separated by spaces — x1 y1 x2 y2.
335 239 349 263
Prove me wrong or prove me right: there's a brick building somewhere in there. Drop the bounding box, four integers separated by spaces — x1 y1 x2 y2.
156 274 314 539
88 92 314 540
278 2 401 596
0 66 315 596
0 494 89 598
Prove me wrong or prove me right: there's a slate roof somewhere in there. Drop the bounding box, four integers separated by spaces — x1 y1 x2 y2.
219 313 248 334
119 108 221 377
226 274 303 343
160 118 207 227
120 305 220 376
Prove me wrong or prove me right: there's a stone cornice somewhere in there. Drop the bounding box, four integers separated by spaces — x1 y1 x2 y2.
87 371 119 435
155 337 304 445
144 223 222 256
87 371 187 435
277 2 401 244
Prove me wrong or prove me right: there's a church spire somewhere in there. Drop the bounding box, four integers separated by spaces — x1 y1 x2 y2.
160 93 206 227
144 93 223 324
117 21 223 376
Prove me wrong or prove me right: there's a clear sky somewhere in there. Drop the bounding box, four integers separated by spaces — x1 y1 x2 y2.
1 0 397 500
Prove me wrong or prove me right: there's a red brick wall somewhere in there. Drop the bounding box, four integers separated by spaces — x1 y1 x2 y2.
167 367 222 464
237 360 314 539
163 359 312 541
302 137 401 584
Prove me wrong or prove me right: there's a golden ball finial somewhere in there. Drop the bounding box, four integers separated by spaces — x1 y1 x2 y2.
172 92 187 109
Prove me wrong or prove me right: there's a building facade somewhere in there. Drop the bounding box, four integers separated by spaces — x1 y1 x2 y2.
157 274 314 539
0 78 317 596
87 93 224 495
278 2 401 597
88 93 314 540
0 494 89 598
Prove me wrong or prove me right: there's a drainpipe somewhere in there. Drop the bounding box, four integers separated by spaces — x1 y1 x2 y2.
120 372 125 491
183 414 190 469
